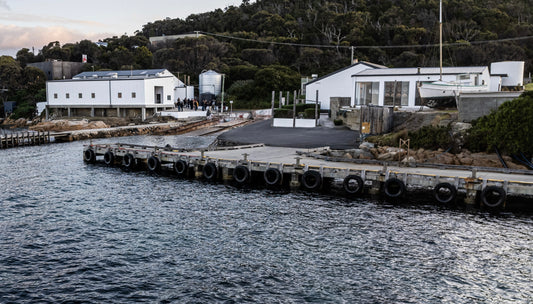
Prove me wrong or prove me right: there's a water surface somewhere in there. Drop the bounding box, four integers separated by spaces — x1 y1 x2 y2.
0 136 532 303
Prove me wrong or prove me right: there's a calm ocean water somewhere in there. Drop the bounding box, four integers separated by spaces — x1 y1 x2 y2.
0 135 532 303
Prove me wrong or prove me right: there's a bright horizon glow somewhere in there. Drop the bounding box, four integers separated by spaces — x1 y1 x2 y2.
0 0 246 57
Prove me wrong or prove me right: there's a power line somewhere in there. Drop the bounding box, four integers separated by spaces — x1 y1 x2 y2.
200 31 533 50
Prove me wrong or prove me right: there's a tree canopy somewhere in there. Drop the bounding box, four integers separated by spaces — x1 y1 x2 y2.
3 0 532 116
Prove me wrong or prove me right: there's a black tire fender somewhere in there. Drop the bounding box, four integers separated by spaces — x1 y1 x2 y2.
233 165 250 184
147 156 161 172
481 186 506 208
383 178 406 198
174 160 188 176
302 170 322 190
203 162 217 181
264 168 282 186
83 149 96 163
104 151 114 166
433 182 457 204
343 175 364 195
123 153 136 169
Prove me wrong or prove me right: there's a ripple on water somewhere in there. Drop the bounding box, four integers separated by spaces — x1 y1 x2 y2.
0 136 532 303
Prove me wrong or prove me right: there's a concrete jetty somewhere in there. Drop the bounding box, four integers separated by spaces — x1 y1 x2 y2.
83 143 533 210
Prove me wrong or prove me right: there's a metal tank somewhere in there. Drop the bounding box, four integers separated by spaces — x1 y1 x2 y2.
199 70 222 101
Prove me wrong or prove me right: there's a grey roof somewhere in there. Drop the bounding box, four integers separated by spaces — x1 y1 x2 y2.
74 69 168 79
304 61 387 86
353 66 487 77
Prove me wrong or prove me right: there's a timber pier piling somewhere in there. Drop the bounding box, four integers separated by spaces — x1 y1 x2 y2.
83 143 533 210
0 131 51 149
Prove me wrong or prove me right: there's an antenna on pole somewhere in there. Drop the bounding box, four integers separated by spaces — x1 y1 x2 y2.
439 0 443 81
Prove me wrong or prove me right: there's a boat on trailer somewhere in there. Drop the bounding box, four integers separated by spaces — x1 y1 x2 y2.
418 80 489 108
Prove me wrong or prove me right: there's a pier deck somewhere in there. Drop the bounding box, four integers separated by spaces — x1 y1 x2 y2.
83 143 533 209
0 131 51 149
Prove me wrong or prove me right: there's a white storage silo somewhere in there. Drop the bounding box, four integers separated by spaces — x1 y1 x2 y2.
199 70 222 96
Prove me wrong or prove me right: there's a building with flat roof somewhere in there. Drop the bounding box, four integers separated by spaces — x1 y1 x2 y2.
46 69 193 120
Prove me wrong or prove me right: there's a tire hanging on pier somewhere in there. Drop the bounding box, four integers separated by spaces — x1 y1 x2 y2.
383 178 406 199
174 160 188 177
343 175 364 195
233 165 250 184
264 168 282 186
123 153 136 170
83 149 96 163
104 151 114 166
433 182 457 204
203 162 218 181
147 156 161 172
302 170 322 191
480 186 506 208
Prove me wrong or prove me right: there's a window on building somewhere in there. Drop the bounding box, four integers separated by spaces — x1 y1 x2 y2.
118 92 122 98
167 95 171 101
78 93 83 98
384 81 409 106
356 82 379 105
66 93 70 99
54 93 58 99
91 93 95 98
132 92 136 98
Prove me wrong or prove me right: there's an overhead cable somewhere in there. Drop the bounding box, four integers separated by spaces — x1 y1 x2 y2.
200 31 533 49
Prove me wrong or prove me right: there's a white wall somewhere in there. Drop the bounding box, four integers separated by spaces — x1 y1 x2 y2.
491 61 524 86
47 80 111 107
47 76 180 107
175 85 195 101
304 63 378 110
273 118 317 128
111 79 146 106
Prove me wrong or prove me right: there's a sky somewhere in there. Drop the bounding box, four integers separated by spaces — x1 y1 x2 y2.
0 0 245 57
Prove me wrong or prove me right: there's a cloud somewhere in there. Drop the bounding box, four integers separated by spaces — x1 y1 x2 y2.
0 12 104 27
0 0 9 10
0 24 113 51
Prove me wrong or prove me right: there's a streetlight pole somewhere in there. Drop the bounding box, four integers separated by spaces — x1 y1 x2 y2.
221 74 225 113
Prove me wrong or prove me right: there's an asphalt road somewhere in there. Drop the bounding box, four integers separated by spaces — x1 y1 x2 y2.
217 119 360 149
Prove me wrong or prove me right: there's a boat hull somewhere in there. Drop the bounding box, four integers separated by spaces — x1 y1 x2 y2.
419 82 488 108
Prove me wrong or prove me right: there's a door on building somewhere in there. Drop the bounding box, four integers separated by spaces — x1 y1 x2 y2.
154 86 164 104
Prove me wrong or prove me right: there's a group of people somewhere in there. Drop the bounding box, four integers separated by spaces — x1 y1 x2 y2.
175 98 219 112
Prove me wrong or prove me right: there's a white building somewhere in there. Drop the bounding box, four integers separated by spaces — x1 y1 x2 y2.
304 61 386 110
46 69 193 120
352 66 491 107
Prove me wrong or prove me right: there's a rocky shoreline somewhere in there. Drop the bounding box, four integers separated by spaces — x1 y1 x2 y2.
323 142 528 170
2 117 529 170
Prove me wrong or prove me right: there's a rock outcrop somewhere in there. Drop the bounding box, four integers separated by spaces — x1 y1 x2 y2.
30 119 109 132
322 142 528 170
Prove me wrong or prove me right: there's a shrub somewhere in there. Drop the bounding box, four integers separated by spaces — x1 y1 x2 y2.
303 108 316 119
273 108 292 118
367 130 408 147
334 119 343 126
465 91 533 155
408 125 452 150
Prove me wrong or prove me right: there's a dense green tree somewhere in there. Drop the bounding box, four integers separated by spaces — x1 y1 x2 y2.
16 48 36 68
466 91 533 155
11 0 533 108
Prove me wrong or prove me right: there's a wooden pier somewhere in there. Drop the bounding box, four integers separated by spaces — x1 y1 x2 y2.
83 143 533 210
0 131 51 149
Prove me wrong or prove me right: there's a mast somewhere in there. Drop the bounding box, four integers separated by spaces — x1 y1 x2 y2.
439 0 443 80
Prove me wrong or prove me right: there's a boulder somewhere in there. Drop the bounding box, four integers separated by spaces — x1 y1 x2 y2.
359 142 375 151
377 152 398 161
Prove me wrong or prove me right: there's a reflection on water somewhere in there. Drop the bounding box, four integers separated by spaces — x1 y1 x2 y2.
0 135 532 303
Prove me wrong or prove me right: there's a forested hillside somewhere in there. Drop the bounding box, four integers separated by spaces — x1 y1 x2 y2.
4 0 533 113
